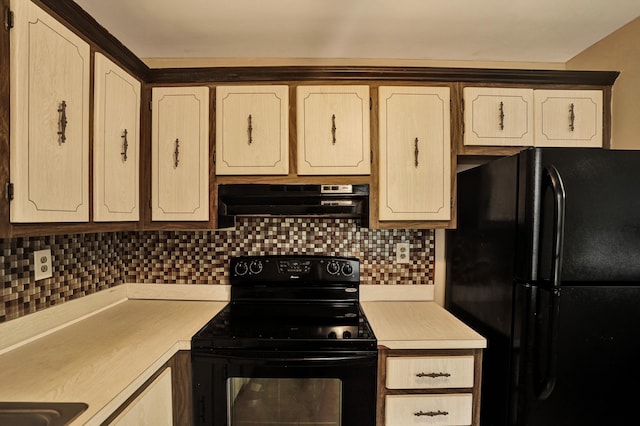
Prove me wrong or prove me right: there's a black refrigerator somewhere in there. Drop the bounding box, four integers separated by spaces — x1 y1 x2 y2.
446 147 640 426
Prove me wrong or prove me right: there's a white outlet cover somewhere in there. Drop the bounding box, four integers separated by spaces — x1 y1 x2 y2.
34 248 53 281
396 243 410 264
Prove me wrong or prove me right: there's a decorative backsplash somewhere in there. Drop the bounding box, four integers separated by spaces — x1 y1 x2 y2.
1 218 435 323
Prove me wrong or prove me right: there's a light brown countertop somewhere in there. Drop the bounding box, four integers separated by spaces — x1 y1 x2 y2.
362 301 486 350
0 298 226 425
0 286 484 425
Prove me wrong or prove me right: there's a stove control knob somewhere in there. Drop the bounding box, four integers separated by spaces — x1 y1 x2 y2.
328 331 337 339
341 263 354 276
326 261 340 275
342 330 352 339
234 261 249 276
249 260 263 275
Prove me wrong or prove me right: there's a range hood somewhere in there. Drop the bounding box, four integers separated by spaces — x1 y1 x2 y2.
218 184 369 228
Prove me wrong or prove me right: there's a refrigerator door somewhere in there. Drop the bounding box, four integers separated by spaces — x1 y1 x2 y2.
517 283 640 425
532 148 640 282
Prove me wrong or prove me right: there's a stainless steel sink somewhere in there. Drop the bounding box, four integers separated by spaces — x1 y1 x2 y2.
0 402 88 426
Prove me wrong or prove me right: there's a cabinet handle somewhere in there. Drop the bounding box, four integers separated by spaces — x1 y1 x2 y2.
248 114 253 145
499 101 505 130
174 138 180 168
121 129 129 162
416 372 451 378
414 410 449 417
569 103 575 131
57 100 67 144
414 138 419 167
331 114 337 145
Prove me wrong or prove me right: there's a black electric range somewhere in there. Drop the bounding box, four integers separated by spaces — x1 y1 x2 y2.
191 255 377 353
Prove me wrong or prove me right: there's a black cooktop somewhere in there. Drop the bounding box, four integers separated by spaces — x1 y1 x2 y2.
191 256 377 352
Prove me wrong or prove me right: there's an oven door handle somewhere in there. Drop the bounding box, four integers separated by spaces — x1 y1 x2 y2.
203 352 377 365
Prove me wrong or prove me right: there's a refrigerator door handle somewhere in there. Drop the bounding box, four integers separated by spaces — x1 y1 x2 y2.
534 165 566 400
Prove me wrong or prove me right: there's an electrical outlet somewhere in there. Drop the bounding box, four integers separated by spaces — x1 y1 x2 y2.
34 248 53 281
396 242 410 264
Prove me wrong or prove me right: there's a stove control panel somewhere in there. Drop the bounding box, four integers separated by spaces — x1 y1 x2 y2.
230 255 359 282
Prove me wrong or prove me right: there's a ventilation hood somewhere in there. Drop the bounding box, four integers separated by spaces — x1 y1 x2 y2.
217 184 369 228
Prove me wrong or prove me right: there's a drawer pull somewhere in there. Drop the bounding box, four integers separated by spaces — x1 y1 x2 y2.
416 372 452 378
57 100 67 144
415 410 449 417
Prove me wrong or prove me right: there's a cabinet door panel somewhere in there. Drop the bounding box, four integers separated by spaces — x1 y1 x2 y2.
379 86 451 221
10 0 90 222
111 368 173 426
93 53 140 221
464 87 533 146
297 86 370 175
152 87 209 221
216 85 289 175
534 89 602 147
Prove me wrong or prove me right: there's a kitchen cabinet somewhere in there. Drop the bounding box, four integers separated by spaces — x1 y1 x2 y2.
215 85 289 175
534 89 603 147
111 367 173 426
296 85 370 175
151 86 209 221
463 87 534 147
9 0 90 222
93 53 141 222
379 349 482 426
378 86 451 222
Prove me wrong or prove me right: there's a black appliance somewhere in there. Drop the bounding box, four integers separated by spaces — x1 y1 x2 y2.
217 184 370 228
192 255 377 426
446 147 640 425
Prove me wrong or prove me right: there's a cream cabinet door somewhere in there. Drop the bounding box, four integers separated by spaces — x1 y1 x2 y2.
534 89 603 147
93 53 141 222
152 87 209 221
463 87 534 146
111 368 173 426
378 86 451 221
297 85 370 175
9 0 90 222
216 85 289 175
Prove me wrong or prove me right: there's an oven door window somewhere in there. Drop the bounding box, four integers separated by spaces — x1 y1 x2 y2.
228 377 342 426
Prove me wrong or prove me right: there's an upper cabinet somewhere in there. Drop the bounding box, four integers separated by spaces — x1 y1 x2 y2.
296 86 370 175
534 89 603 147
215 85 289 175
378 86 452 222
93 53 141 222
463 87 534 147
151 87 210 221
463 87 604 149
9 0 90 223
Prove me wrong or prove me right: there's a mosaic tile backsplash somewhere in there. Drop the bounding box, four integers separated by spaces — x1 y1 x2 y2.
1 218 435 323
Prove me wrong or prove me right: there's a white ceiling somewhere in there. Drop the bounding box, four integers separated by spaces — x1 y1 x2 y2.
72 0 640 64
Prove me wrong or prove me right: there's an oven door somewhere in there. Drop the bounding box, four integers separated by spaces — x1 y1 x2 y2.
192 350 377 426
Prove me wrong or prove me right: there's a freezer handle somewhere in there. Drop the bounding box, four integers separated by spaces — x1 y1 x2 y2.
534 165 566 400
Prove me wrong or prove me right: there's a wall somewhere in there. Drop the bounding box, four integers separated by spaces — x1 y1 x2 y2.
0 217 435 323
567 17 640 150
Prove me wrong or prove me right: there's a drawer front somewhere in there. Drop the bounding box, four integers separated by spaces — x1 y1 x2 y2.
385 394 472 426
386 356 474 389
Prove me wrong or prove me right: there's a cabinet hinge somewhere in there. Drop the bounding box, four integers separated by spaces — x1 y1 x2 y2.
6 182 14 202
5 8 14 30
369 97 372 110
213 151 216 164
370 150 373 164
462 120 465 135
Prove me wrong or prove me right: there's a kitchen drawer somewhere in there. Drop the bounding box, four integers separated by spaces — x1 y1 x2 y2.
385 394 472 426
386 356 474 389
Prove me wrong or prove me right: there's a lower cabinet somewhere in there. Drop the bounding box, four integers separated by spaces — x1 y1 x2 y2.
105 351 192 426
378 349 482 426
110 367 173 426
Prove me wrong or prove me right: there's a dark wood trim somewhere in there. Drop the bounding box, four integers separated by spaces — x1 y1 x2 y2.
0 0 11 237
33 0 150 80
148 65 619 86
